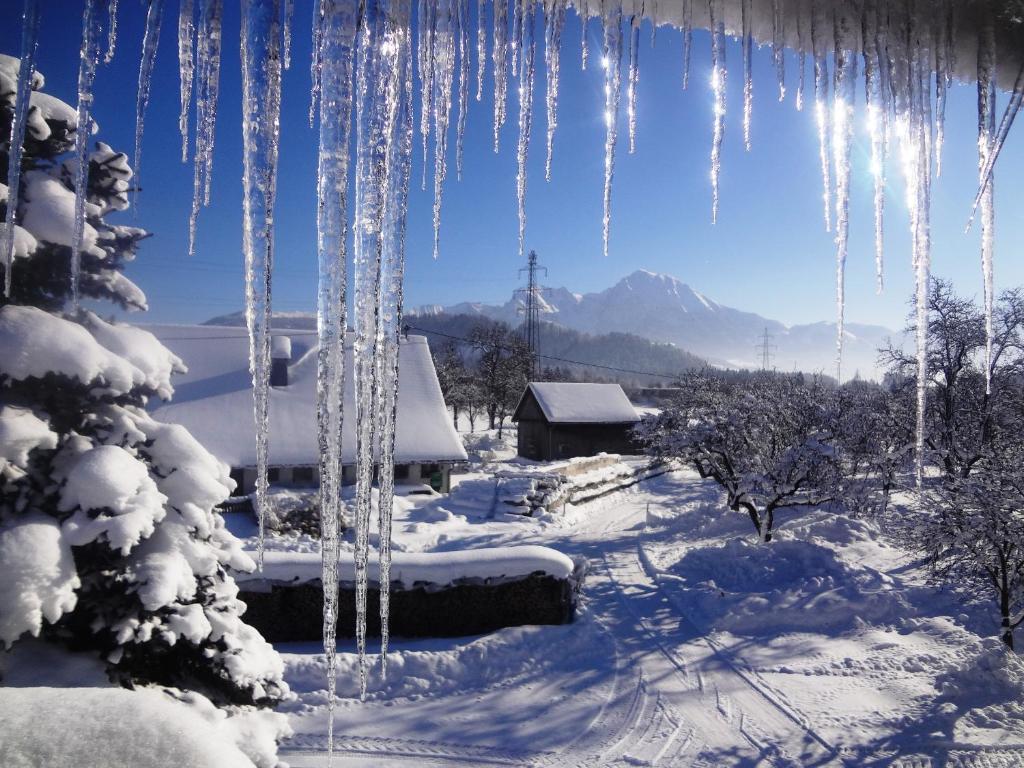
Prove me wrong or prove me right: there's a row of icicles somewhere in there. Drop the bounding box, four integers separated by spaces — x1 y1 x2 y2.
3 0 1023 757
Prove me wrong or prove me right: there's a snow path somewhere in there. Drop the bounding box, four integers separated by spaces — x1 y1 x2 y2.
280 472 1024 767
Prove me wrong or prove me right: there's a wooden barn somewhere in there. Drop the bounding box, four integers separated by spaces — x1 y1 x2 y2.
512 383 641 461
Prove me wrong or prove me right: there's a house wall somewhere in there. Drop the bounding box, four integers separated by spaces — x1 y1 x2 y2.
516 421 639 462
230 462 452 495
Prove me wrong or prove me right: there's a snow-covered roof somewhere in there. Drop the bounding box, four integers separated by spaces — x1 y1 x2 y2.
516 383 639 425
147 326 466 468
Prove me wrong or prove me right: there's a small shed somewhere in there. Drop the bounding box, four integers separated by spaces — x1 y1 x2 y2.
512 382 641 461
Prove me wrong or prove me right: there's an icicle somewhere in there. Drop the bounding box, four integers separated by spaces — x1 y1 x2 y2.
177 0 195 162
580 0 589 70
310 0 325 124
811 2 831 233
240 0 284 569
933 0 949 177
626 14 639 154
492 0 509 150
771 0 784 101
315 0 356 756
376 12 415 673
104 0 119 63
431 0 456 258
509 0 520 73
352 0 414 699
134 0 166 206
2 0 40 298
477 0 486 100
283 0 294 69
741 0 752 151
600 0 622 258
709 0 725 224
863 0 886 293
970 61 1024 228
188 0 224 256
977 11 996 394
681 0 691 89
794 5 804 111
515 0 537 256
832 8 855 380
543 0 566 181
456 0 470 179
419 0 437 186
70 0 103 310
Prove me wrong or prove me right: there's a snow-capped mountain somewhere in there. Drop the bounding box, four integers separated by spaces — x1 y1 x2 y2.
409 269 900 379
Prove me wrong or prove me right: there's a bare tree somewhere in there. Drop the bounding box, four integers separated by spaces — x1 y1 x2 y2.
637 372 843 542
469 323 533 437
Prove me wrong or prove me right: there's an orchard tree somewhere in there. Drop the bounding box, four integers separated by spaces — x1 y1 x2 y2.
637 371 844 542
0 56 286 705
469 322 533 437
913 439 1024 649
880 278 1024 480
433 340 468 429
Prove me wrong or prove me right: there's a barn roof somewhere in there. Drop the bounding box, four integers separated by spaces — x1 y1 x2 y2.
514 382 640 425
146 325 467 468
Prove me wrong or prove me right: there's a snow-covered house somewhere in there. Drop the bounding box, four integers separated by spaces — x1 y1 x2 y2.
512 382 641 461
148 326 467 493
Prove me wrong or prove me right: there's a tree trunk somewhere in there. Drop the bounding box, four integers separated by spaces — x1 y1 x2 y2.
452 406 459 430
497 416 504 439
1001 574 1015 650
488 407 496 430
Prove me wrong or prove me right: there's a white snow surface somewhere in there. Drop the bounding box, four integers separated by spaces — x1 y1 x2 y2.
0 305 146 393
237 545 575 589
20 171 102 255
81 312 184 400
519 381 639 423
0 515 79 645
0 405 57 477
148 327 466 467
0 685 289 768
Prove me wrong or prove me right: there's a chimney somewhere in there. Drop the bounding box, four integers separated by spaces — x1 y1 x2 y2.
270 336 292 387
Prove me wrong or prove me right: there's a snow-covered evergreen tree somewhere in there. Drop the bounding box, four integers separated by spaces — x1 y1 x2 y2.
0 54 286 706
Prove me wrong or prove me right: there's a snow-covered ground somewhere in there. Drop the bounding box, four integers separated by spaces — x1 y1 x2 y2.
242 462 1024 767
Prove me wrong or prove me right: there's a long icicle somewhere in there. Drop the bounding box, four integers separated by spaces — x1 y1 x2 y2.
771 0 784 100
681 0 691 89
863 0 886 292
419 0 437 188
104 0 120 63
315 1 356 756
134 0 166 207
811 1 831 232
580 0 588 70
543 0 566 181
240 0 283 569
492 0 509 150
600 0 622 258
832 6 856 381
310 0 326 124
477 0 486 100
188 0 224 256
177 0 195 162
71 0 103 311
431 0 456 258
741 0 752 151
376 3 414 674
515 0 537 256
933 0 949 176
969 61 1024 229
456 0 470 179
977 8 996 394
282 0 294 69
626 13 639 154
709 0 725 224
2 0 40 298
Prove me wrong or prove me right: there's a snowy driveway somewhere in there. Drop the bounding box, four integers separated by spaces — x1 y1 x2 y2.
278 471 1024 767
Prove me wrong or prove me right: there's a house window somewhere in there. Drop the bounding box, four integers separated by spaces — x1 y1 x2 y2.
267 467 280 483
293 466 315 485
394 464 409 480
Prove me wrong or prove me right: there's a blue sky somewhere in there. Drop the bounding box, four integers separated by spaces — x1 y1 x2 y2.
4 2 1022 330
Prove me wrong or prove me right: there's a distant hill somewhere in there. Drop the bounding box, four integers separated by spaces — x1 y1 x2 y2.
409 269 901 379
406 313 707 386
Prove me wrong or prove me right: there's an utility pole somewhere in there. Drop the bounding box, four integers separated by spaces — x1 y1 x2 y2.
756 327 777 371
515 250 547 380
